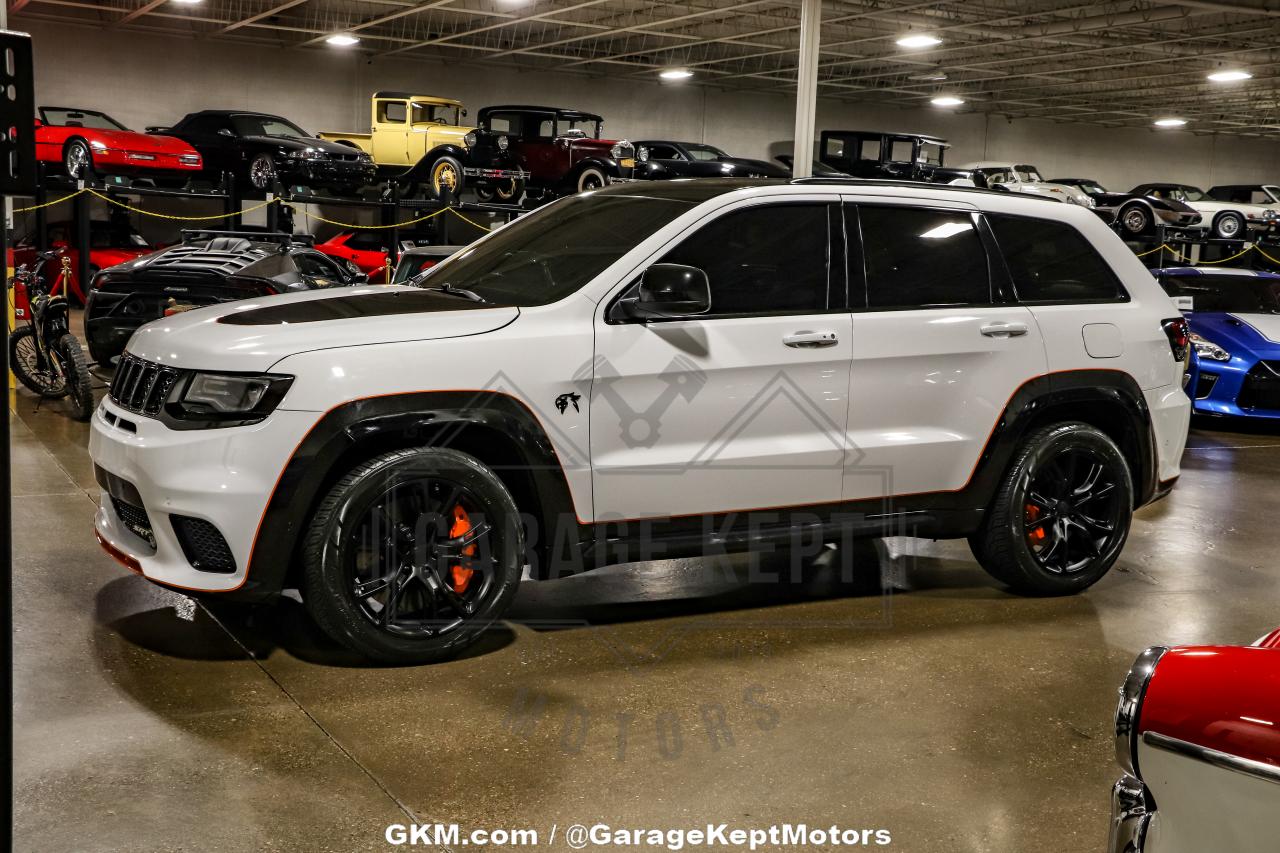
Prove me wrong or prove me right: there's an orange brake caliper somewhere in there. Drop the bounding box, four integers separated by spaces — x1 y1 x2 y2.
448 504 476 594
1025 503 1046 544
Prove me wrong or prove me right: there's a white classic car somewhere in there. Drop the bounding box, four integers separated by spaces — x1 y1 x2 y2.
1131 182 1279 240
960 161 1096 208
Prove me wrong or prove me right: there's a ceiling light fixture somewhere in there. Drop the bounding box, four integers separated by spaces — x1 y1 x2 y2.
909 72 948 82
171 0 203 4
1207 69 1252 82
931 96 965 107
1153 117 1188 127
897 34 942 48
325 33 361 46
659 68 694 80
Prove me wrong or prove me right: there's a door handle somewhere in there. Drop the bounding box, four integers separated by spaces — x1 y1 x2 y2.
980 321 1029 338
783 330 839 348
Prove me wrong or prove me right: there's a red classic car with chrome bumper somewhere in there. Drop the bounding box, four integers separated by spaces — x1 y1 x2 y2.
1110 628 1279 853
36 106 202 183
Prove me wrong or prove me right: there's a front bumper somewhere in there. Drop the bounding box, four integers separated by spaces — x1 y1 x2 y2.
284 158 376 188
463 166 529 182
1190 355 1280 420
89 396 319 595
1109 775 1153 853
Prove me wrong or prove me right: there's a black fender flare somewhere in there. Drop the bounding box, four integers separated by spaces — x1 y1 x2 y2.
238 391 586 600
566 157 620 184
405 145 468 181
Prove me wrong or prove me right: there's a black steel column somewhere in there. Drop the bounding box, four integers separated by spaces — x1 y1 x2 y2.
73 188 91 295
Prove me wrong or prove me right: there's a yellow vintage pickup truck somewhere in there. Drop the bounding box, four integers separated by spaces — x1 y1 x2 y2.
320 92 527 201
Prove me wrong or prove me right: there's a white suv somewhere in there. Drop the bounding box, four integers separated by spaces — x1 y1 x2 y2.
90 179 1192 663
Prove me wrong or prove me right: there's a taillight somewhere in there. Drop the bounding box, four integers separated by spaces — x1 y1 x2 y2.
1161 317 1190 362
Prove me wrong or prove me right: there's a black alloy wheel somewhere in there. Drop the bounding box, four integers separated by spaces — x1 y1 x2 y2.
303 447 523 663
971 422 1133 595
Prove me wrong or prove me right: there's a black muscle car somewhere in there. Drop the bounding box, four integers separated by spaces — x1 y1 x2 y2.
1049 177 1201 235
633 141 789 180
151 110 376 194
85 230 366 365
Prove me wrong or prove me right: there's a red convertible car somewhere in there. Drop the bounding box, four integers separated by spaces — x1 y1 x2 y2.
314 231 397 283
35 106 202 183
1111 628 1279 853
12 219 155 304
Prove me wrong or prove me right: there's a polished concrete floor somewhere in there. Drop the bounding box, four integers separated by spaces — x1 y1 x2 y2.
10 374 1280 852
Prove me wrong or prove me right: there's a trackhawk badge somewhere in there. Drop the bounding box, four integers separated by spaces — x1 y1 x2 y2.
555 392 581 414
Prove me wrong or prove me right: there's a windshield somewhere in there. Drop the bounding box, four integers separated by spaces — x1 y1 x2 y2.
1015 165 1044 182
411 102 460 127
1077 182 1107 194
418 194 695 306
1159 274 1280 314
560 117 602 138
1167 185 1207 202
684 144 728 161
919 142 945 166
41 108 127 131
1262 185 1280 204
232 114 311 139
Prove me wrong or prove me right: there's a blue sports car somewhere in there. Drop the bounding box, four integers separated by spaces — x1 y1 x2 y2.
1153 266 1280 420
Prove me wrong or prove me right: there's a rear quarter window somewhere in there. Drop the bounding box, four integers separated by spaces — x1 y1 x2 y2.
987 213 1128 303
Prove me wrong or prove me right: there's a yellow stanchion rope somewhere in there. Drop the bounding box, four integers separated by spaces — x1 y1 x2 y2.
446 207 492 232
11 188 87 212
87 188 279 220
1133 241 1279 267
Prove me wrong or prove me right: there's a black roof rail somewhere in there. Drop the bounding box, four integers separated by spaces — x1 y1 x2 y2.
179 229 314 246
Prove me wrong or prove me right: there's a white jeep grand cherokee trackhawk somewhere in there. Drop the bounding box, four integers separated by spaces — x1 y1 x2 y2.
90 179 1192 663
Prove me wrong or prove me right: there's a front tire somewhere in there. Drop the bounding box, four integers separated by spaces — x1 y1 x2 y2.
1213 212 1245 240
9 326 67 398
576 166 607 193
247 153 277 191
302 447 524 664
970 422 1132 596
64 139 94 180
427 157 464 201
1118 203 1151 236
53 334 94 421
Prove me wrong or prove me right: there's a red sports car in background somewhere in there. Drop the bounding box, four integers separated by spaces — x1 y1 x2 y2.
316 231 443 283
12 219 155 304
1110 627 1279 853
35 106 202 183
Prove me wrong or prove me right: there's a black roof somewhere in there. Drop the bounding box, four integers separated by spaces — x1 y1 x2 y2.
179 109 289 120
1208 183 1269 190
820 129 949 144
1131 182 1196 189
478 105 604 122
1049 177 1100 184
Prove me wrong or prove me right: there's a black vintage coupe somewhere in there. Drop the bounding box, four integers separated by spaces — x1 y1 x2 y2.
1049 177 1202 235
85 230 366 365
151 110 376 194
633 140 789 180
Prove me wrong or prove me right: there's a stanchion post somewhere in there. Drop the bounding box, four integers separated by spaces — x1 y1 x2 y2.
389 181 401 268
223 171 240 229
34 162 47 251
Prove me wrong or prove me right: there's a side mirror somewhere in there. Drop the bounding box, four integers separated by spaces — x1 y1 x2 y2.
618 264 710 320
461 108 468 118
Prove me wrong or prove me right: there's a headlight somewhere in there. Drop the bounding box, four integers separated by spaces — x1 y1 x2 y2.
497 134 509 151
287 148 327 161
169 371 294 426
359 151 373 162
464 131 478 148
1115 646 1167 778
1084 195 1096 208
637 146 650 163
1191 332 1230 362
611 141 633 159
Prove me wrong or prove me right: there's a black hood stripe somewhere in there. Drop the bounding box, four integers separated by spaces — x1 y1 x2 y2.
217 289 502 325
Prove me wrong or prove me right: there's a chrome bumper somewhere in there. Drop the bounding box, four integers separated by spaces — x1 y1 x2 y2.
1110 775 1152 853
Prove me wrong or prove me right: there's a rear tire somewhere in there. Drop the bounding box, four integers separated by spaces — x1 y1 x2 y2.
247 154 277 191
302 447 524 664
1213 212 1245 240
576 166 606 193
1118 203 1151 236
9 326 67 398
970 422 1133 596
64 139 94 180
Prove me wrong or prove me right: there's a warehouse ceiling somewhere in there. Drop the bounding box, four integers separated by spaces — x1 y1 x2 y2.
12 0 1280 137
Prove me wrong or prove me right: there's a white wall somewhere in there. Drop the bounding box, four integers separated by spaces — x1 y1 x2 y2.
27 20 1280 191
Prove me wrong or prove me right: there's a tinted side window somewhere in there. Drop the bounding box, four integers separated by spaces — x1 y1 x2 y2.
987 214 1126 303
857 206 991 309
657 204 832 316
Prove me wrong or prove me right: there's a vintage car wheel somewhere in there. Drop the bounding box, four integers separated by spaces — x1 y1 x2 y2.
576 167 607 193
970 422 1132 596
63 139 94 180
475 179 524 204
1213 212 1245 240
1118 203 1151 235
428 157 464 200
247 154 278 190
302 447 524 664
